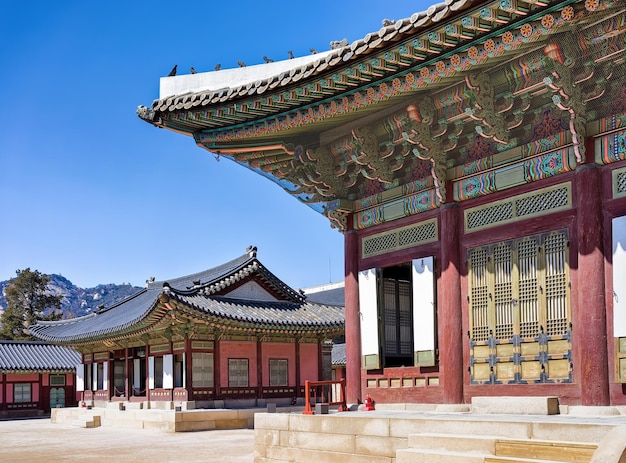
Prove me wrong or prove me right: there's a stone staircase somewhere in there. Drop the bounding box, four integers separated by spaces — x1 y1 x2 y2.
70 414 101 428
254 398 626 463
397 433 597 463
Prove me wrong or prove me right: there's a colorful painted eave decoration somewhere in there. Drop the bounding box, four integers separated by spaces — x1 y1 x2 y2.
163 1 604 145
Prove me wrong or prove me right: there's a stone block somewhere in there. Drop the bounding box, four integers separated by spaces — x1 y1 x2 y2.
254 412 290 430
471 396 559 415
315 403 329 414
408 433 497 454
568 406 620 416
390 417 531 439
434 404 470 413
397 448 486 463
254 429 280 447
355 435 406 458
280 430 356 453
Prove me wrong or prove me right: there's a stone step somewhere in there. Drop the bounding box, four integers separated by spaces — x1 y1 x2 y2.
71 415 101 428
494 439 596 462
397 447 488 463
404 433 596 463
472 396 559 415
485 458 582 463
408 433 499 453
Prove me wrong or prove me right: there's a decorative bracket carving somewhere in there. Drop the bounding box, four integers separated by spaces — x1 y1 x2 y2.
350 125 403 184
325 209 348 232
465 72 509 145
403 97 447 203
542 34 587 162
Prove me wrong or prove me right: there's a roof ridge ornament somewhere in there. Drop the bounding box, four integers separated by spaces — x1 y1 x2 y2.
246 245 258 258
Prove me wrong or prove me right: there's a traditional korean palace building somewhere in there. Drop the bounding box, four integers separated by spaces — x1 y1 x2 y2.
0 341 80 417
137 0 626 407
30 248 344 408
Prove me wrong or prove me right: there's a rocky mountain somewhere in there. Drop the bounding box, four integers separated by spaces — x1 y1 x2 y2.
0 274 142 319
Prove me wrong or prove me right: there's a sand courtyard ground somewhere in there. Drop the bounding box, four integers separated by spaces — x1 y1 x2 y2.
0 417 254 463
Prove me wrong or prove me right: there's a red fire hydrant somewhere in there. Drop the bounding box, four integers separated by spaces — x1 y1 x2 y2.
364 395 375 411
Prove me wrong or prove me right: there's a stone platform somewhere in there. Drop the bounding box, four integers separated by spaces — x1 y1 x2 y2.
254 401 626 463
52 402 302 432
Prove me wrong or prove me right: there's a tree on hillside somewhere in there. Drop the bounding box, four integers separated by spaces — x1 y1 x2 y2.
0 268 64 340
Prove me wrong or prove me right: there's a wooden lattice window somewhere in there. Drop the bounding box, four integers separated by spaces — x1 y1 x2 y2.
14 383 31 403
468 230 570 341
192 352 214 388
228 359 249 387
468 230 571 384
269 359 288 387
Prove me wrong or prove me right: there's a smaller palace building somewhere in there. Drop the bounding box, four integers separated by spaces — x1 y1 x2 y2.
30 247 344 409
0 341 81 417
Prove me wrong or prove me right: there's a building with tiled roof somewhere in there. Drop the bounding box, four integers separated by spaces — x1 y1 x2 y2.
31 247 344 408
0 341 81 417
137 0 626 408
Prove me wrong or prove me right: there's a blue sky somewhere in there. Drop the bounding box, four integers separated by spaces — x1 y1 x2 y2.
0 1 431 289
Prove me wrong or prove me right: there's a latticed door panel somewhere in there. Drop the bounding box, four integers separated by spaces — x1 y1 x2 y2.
383 280 399 355
468 230 571 385
469 247 490 343
382 279 414 358
494 242 514 340
398 281 413 356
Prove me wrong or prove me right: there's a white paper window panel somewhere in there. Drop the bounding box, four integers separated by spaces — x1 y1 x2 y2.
76 364 85 392
102 362 108 390
133 359 142 389
613 216 626 337
412 257 435 352
359 268 379 357
163 354 174 389
148 356 155 390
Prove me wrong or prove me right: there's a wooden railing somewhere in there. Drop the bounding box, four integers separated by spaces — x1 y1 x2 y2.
302 379 347 415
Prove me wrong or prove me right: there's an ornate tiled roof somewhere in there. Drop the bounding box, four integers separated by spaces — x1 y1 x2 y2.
138 1 625 232
137 0 571 132
30 248 344 343
0 341 81 373
141 0 471 118
332 343 346 366
170 293 343 331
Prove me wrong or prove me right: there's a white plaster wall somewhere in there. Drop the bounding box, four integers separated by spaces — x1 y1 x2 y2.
225 280 278 301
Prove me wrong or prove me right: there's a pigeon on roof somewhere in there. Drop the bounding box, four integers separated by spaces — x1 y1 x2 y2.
330 39 348 49
382 19 396 26
190 67 197 74
167 64 177 76
214 63 221 71
238 60 246 67
288 50 295 59
263 56 274 63
310 48 318 54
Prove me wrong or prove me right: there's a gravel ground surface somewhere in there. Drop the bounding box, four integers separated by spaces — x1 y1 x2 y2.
0 418 254 463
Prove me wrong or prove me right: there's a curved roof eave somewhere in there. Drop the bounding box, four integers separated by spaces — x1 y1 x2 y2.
144 0 468 114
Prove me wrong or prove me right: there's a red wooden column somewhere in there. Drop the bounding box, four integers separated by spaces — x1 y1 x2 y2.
344 228 362 404
295 338 301 398
256 338 263 399
185 337 193 396
124 347 130 399
214 334 221 399
575 162 610 405
439 203 464 404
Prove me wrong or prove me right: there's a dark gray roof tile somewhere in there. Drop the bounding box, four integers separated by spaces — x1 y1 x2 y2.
332 343 346 366
0 341 81 372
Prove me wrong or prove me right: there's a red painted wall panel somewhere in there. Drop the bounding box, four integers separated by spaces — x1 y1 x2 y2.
261 342 296 387
299 343 319 382
220 340 257 387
